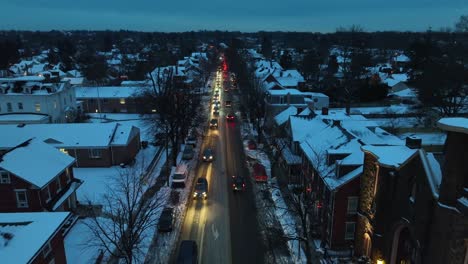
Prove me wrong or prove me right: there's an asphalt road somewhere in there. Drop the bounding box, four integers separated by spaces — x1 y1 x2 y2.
178 71 266 264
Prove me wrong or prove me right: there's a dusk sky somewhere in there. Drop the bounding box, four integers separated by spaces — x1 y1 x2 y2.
0 0 466 32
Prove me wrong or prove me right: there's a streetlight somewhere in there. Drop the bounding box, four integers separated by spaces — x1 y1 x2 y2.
376 258 385 264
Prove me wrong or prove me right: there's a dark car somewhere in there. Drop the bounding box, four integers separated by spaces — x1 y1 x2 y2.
185 131 198 147
231 175 246 191
158 207 175 232
177 240 198 264
226 113 235 122
213 110 220 116
182 145 194 160
193 178 208 199
209 118 218 129
202 148 214 162
225 100 232 107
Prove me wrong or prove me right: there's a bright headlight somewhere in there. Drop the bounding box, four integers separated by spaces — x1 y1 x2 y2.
209 156 213 159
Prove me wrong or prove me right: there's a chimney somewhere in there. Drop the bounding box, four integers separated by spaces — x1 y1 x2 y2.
332 119 341 127
280 71 283 77
405 136 422 149
322 107 328 115
176 65 178 75
345 102 351 115
437 118 468 205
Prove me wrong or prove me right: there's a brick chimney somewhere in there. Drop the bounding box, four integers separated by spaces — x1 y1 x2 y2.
437 118 468 205
322 107 328 115
405 136 422 149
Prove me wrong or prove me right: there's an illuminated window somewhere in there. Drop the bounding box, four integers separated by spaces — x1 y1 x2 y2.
151 109 157 113
59 148 68 154
89 149 102 158
120 98 126 104
34 103 41 112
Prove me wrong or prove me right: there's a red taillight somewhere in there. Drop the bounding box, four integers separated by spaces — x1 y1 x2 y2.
242 183 245 187
232 184 235 187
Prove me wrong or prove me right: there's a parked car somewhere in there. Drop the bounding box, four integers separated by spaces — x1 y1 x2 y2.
171 163 189 188
225 100 232 107
202 148 214 162
177 240 198 264
158 207 175 232
247 139 257 150
210 118 218 129
226 113 235 122
182 145 194 160
231 175 246 191
193 178 208 199
185 131 198 147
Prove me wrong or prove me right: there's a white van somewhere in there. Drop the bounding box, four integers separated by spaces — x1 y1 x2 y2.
171 163 189 188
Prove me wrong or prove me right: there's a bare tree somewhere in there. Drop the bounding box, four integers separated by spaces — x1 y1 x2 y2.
84 166 165 264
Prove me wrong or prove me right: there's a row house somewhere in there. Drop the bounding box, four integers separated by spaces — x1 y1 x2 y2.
0 212 70 264
354 118 467 264
0 138 81 212
0 77 77 124
293 114 403 252
0 123 141 167
75 86 143 113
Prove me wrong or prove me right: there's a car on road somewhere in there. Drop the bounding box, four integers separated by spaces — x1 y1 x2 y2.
226 113 235 122
193 178 208 199
202 148 214 162
177 240 198 264
231 175 246 191
213 110 220 116
209 118 218 129
182 145 194 160
213 105 220 111
158 207 175 232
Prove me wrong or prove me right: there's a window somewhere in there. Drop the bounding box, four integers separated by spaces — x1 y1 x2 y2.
15 190 28 208
120 98 126 104
66 168 71 183
56 177 62 193
347 196 359 214
34 103 41 112
345 222 356 240
45 186 52 202
7 102 12 112
1 170 11 184
42 242 52 258
59 148 68 154
89 149 102 159
17 102 23 110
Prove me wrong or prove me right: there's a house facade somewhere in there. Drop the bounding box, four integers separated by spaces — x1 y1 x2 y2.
0 212 70 264
354 118 468 264
0 123 141 167
0 139 81 213
75 86 142 113
0 77 77 123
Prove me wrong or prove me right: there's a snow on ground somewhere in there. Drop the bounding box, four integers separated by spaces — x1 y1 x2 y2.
270 179 307 264
64 218 113 264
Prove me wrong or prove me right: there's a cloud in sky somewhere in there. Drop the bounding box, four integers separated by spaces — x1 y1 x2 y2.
0 0 466 32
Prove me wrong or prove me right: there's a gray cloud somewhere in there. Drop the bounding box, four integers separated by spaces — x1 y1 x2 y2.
0 0 466 31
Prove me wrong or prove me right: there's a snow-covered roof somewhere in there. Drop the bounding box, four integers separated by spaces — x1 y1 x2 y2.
302 92 329 98
0 212 70 264
419 150 442 199
341 121 404 145
437 117 468 134
382 73 408 87
389 88 417 98
0 138 75 188
75 86 145 99
275 138 301 165
62 77 84 85
274 106 297 126
326 165 363 191
0 114 49 122
268 88 303 96
393 54 410 62
0 123 138 149
361 145 418 168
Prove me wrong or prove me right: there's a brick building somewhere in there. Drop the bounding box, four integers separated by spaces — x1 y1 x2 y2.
0 212 70 264
0 123 141 167
354 117 467 264
0 138 81 212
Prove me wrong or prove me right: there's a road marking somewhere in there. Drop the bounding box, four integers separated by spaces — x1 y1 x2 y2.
211 223 219 240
